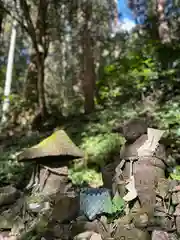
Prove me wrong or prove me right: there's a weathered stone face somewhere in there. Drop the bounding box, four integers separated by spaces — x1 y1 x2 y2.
113 118 148 143
122 119 148 143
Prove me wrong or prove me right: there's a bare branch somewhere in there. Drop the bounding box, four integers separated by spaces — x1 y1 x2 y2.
19 0 38 51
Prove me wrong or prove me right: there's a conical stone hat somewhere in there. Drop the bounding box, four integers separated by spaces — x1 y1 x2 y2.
17 130 84 162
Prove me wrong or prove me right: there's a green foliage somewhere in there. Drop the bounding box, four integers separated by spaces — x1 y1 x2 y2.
104 194 125 216
0 150 30 187
97 31 180 110
0 133 48 187
97 39 160 105
155 101 180 130
1 8 180 190
111 194 125 213
81 133 123 165
69 168 103 186
170 166 180 180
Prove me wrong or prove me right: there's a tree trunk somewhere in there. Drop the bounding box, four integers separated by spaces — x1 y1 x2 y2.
81 3 96 114
81 35 96 114
23 52 38 103
37 53 47 118
0 3 4 34
1 20 17 124
157 0 170 43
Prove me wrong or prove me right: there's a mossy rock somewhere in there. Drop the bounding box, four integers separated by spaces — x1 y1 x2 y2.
0 185 19 206
17 130 84 162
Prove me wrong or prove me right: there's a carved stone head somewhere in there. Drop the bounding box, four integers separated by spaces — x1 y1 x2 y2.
113 118 148 143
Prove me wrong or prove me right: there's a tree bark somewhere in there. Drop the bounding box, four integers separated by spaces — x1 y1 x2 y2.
0 3 4 34
157 0 171 43
19 0 49 118
37 53 47 118
1 20 17 124
81 3 96 114
24 52 38 102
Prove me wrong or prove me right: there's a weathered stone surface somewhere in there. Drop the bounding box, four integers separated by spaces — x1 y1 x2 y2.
17 130 84 197
0 185 19 207
149 215 174 231
155 178 170 199
169 180 178 192
27 201 50 213
73 231 103 240
113 118 148 143
0 215 14 229
172 192 180 205
174 204 180 235
120 135 147 161
17 129 84 162
71 217 111 239
90 232 103 240
168 233 179 240
116 128 167 219
113 225 151 240
101 160 119 190
71 218 100 237
11 216 25 236
0 213 24 236
134 163 157 216
44 222 72 239
74 231 102 240
175 216 180 235
0 232 17 240
113 179 126 198
120 134 166 180
128 200 149 228
132 212 149 228
52 192 79 222
39 165 70 196
0 194 25 231
152 230 178 240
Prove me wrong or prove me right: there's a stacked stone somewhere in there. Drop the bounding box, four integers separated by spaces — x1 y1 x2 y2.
101 118 180 239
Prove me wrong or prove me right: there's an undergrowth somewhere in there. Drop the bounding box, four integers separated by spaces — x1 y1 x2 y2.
0 99 180 187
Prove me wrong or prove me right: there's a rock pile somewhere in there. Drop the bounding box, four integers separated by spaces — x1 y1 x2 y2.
0 130 83 240
1 124 180 240
101 118 180 240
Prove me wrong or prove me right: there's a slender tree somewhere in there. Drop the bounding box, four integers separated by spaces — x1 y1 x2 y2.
1 20 17 124
2 0 50 118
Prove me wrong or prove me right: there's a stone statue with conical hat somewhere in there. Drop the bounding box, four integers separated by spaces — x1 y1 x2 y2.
17 130 84 196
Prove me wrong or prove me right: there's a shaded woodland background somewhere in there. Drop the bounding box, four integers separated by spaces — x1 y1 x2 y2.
0 0 180 187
